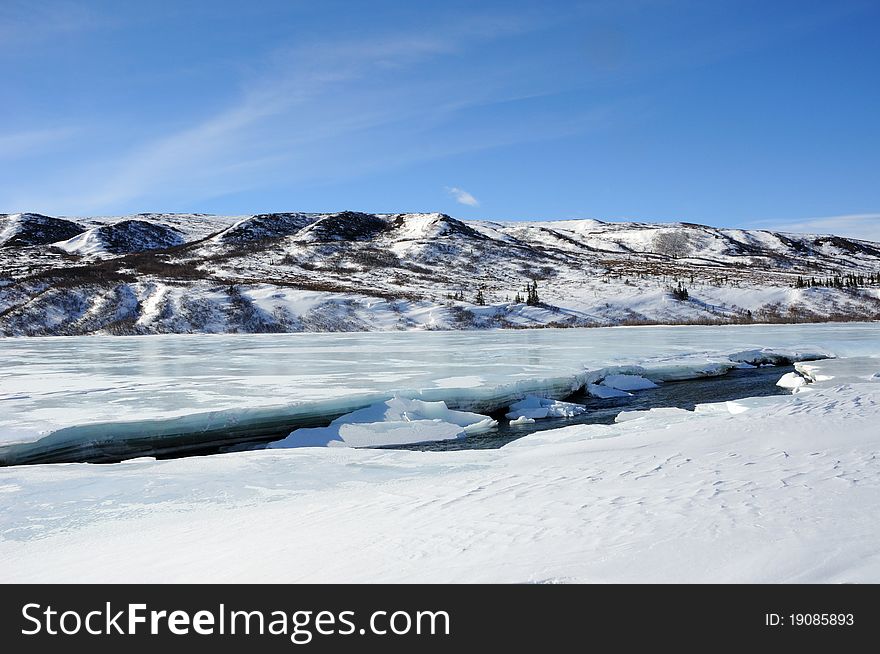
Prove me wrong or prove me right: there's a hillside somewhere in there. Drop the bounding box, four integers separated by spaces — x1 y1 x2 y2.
1 211 879 335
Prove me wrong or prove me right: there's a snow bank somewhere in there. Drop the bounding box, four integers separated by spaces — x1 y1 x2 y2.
505 396 587 420
269 397 496 449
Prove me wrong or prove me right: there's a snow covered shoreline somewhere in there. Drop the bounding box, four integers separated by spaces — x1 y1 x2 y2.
1 355 878 583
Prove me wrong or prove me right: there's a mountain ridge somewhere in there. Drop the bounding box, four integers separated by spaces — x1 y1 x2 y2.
1 211 878 335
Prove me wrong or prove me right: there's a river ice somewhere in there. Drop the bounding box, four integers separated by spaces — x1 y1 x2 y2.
0 323 875 462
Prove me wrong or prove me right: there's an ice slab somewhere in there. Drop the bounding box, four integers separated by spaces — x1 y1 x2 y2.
505 396 587 420
269 397 496 449
600 374 658 391
586 383 631 399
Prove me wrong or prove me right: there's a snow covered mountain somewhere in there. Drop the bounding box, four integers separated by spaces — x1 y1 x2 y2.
1 210 879 335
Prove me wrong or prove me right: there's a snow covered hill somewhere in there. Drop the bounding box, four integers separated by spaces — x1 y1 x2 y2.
0 213 85 247
1 211 879 335
55 219 185 256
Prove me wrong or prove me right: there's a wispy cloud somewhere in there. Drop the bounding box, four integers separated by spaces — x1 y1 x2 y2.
6 8 603 214
760 214 880 242
0 127 77 160
446 186 480 207
0 1 110 46
57 33 464 210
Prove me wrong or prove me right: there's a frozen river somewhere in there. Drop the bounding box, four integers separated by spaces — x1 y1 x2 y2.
1 323 878 462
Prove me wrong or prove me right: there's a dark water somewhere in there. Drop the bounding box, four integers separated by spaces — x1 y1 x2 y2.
386 365 795 452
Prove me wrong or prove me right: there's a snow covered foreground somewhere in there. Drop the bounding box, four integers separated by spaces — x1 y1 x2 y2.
1 356 879 583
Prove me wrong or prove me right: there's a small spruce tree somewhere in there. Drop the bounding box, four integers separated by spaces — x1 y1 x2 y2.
525 280 540 306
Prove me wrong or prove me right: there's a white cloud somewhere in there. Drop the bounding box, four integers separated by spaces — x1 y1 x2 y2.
446 186 480 207
762 214 880 243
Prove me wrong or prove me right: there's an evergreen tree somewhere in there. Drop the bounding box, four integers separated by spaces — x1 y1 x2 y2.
671 281 689 301
525 280 540 306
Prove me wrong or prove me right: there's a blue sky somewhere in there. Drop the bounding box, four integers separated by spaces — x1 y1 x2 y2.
1 0 879 238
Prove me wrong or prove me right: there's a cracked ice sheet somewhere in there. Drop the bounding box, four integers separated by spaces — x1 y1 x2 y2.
0 323 875 448
2 360 880 583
